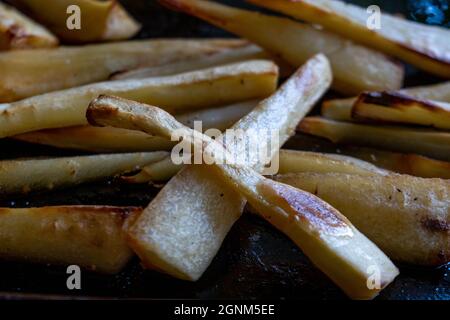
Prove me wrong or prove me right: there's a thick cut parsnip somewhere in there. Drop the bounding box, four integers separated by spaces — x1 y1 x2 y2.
323 82 450 121
161 0 403 95
10 0 140 42
87 95 398 300
249 0 450 77
0 206 140 273
14 100 258 152
353 92 450 130
0 2 57 50
114 44 267 80
342 148 450 179
123 149 388 184
298 117 450 161
276 173 450 266
278 150 388 176
0 60 277 138
0 39 248 102
88 54 332 282
0 152 167 195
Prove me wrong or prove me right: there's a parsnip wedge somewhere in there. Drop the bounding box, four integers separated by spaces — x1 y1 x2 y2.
123 150 387 184
0 2 57 50
160 0 404 95
87 95 398 299
10 0 140 43
0 151 167 195
88 54 332 282
341 148 450 179
0 60 277 138
276 173 450 266
0 206 140 273
298 117 450 161
278 150 388 176
0 39 248 102
353 92 450 130
13 100 258 152
323 82 450 121
249 0 450 77
114 44 267 79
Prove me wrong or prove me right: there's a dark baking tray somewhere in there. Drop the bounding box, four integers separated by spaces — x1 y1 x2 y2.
0 0 449 300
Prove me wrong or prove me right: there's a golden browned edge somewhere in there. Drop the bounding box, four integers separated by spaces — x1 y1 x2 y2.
1 23 57 50
249 0 450 68
353 91 450 121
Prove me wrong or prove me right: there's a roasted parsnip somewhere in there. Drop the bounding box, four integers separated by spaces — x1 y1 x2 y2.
0 60 277 138
0 1 57 50
10 0 140 42
249 0 450 77
353 92 450 130
88 54 332 282
160 0 404 95
122 156 183 184
0 152 167 195
87 95 398 300
298 117 450 161
0 39 248 102
341 148 450 179
14 100 258 152
276 172 450 266
0 206 140 273
323 81 450 121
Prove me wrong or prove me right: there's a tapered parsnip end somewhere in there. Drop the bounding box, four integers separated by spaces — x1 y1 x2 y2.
0 206 141 273
0 2 58 50
161 0 403 95
276 172 450 266
249 0 450 77
102 2 141 40
353 92 450 130
297 116 450 161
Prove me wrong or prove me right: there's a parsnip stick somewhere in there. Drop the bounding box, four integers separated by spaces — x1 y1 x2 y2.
160 0 404 95
0 60 277 138
0 39 248 102
13 100 258 152
0 205 141 273
0 152 167 195
0 1 57 50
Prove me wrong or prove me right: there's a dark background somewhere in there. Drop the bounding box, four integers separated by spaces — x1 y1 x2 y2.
0 0 449 300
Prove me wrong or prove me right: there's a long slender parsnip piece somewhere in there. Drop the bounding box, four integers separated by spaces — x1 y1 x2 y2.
249 0 450 77
160 0 404 95
353 92 450 130
0 60 277 138
88 54 332 281
323 81 450 121
87 94 399 299
0 152 167 195
13 100 258 152
298 117 450 161
10 0 140 43
0 2 57 50
0 39 248 102
0 206 141 273
276 172 450 266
